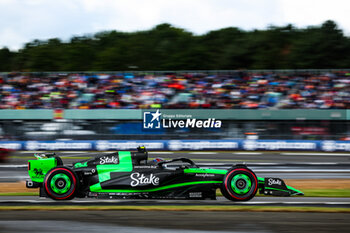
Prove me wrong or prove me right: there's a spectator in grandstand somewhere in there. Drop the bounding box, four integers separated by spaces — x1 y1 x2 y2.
0 71 350 109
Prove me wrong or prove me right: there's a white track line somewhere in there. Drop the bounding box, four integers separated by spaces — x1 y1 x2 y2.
234 152 262 155
306 162 340 165
0 200 349 205
19 151 93 154
282 153 350 156
235 201 348 204
189 152 218 154
60 151 90 154
0 165 27 168
0 176 29 179
148 152 174 154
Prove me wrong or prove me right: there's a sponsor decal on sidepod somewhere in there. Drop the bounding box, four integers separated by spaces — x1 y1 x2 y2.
99 156 118 164
130 172 160 187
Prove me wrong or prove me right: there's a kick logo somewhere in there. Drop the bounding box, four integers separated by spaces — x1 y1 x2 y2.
143 109 162 129
33 168 44 177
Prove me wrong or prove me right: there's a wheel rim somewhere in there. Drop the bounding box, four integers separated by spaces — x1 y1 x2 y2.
50 173 71 194
230 174 252 195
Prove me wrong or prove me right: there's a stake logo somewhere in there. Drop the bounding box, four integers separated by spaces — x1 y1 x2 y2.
130 172 160 187
268 178 282 186
99 156 118 164
143 109 222 130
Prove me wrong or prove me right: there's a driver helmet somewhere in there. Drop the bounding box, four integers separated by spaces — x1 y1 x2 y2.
152 157 164 163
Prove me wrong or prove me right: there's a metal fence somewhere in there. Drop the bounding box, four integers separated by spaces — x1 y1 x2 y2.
1 119 349 141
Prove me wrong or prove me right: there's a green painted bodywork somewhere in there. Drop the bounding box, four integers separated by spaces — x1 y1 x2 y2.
90 157 226 193
264 187 290 192
90 151 133 190
183 169 303 196
96 151 133 183
26 151 303 197
184 168 227 175
258 177 304 195
28 158 57 182
90 181 222 193
286 185 303 195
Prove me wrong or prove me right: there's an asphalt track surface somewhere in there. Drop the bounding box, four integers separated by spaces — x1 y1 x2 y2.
1 196 350 208
1 211 350 233
1 151 350 181
1 151 350 232
0 151 349 209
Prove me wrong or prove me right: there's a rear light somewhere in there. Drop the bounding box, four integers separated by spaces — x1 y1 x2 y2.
28 162 30 171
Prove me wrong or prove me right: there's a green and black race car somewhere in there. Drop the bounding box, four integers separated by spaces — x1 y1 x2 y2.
26 146 303 201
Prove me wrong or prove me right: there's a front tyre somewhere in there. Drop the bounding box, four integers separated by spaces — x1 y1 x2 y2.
221 167 258 201
44 166 78 200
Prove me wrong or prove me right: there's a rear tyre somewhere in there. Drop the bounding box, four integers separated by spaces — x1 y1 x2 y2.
221 167 258 201
44 166 78 200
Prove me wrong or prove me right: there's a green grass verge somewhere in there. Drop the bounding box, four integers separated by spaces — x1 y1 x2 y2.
302 189 350 197
0 205 349 212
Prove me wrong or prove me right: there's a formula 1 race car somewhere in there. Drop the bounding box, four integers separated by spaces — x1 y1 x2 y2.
26 146 303 201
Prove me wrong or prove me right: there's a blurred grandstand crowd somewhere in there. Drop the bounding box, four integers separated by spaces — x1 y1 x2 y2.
0 71 349 109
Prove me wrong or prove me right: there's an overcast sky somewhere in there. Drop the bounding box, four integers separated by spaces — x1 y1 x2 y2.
0 0 349 50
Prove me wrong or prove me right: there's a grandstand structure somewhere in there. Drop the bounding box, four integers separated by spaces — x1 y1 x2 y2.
1 70 350 110
0 70 349 142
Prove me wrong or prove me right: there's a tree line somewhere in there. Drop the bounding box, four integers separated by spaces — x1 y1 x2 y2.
1 20 349 71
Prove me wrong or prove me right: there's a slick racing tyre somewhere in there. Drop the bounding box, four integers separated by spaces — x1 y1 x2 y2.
221 167 258 201
44 166 78 200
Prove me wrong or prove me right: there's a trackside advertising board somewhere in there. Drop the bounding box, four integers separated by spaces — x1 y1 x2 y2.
1 140 350 152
